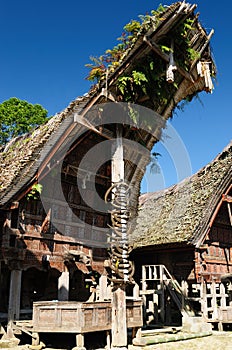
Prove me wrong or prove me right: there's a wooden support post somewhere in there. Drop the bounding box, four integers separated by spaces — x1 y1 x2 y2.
111 125 128 348
218 321 223 332
58 270 69 301
147 300 154 324
141 265 147 322
181 280 188 311
159 266 165 324
75 333 85 350
211 279 218 320
8 270 22 321
153 293 159 324
227 202 232 226
133 283 140 299
200 279 207 318
99 275 108 301
106 330 111 349
220 283 226 308
111 286 127 347
32 332 40 346
132 327 141 340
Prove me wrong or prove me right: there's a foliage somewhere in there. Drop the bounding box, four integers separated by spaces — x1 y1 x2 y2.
117 70 148 100
0 97 48 145
85 4 200 85
170 18 199 70
116 53 173 109
85 56 106 82
26 183 43 200
85 3 213 116
160 45 172 54
85 4 171 83
85 19 142 83
113 14 203 110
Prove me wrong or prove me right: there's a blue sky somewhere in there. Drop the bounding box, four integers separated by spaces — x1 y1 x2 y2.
0 1 231 193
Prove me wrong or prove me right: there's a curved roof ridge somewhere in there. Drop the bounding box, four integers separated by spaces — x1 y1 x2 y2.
0 94 90 205
139 139 232 207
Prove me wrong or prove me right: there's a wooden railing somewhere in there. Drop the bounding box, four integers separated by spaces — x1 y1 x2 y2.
140 265 195 325
141 265 232 326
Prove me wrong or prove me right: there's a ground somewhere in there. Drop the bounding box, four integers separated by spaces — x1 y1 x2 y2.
132 331 232 350
1 331 232 350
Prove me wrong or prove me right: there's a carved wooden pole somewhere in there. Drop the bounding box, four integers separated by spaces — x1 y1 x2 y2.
111 125 127 348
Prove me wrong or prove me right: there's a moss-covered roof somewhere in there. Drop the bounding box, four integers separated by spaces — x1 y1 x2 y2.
132 141 232 248
0 95 90 206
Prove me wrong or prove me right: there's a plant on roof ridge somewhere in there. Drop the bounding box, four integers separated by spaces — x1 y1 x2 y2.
85 19 142 83
85 3 215 115
85 4 166 83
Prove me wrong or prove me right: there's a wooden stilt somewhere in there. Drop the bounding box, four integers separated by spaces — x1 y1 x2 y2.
32 332 40 346
73 333 86 350
106 330 111 349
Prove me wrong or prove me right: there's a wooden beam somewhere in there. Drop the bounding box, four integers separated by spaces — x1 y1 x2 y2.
222 194 232 226
143 36 194 83
227 203 232 226
150 3 197 43
189 29 215 71
38 86 113 180
222 194 232 203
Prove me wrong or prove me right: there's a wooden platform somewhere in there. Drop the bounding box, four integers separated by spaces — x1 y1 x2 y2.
33 299 143 333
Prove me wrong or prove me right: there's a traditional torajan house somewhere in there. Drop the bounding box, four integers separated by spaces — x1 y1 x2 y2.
0 1 216 347
131 141 232 328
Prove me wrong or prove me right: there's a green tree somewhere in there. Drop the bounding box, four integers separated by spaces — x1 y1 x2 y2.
0 97 48 145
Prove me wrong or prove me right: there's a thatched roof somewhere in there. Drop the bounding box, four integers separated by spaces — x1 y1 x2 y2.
132 141 232 249
0 95 91 206
0 1 215 209
97 1 216 118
